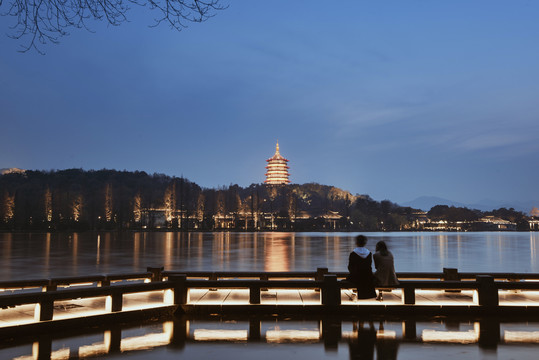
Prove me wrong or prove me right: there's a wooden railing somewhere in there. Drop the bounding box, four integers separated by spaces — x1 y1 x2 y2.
2 267 539 323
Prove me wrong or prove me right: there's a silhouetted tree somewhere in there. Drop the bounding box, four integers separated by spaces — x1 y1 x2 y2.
1 0 226 53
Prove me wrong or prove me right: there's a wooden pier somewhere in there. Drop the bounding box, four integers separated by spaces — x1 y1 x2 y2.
1 268 539 337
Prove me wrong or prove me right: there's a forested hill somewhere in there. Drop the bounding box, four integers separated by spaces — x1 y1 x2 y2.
0 169 532 231
0 169 364 230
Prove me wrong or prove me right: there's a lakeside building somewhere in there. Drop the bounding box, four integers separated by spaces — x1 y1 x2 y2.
264 142 291 185
530 219 539 230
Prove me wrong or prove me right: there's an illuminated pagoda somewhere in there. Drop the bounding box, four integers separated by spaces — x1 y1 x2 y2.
265 142 291 184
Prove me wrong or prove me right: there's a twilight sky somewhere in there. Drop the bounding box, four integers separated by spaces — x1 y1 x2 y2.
1 0 539 205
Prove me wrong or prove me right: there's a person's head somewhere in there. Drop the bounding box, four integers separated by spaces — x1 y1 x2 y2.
376 241 389 256
355 235 368 247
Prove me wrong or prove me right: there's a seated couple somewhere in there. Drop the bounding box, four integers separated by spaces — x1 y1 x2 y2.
347 235 398 301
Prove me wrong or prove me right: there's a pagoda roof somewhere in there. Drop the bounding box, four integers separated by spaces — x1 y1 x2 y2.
267 142 289 162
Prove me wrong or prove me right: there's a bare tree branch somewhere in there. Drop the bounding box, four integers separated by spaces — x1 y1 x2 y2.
0 0 226 53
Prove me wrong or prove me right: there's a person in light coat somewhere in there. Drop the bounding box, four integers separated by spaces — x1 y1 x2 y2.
373 241 399 301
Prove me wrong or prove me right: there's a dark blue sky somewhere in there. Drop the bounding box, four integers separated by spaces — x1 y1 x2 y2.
1 1 538 205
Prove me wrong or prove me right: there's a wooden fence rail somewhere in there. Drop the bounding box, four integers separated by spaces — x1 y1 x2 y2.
2 267 539 324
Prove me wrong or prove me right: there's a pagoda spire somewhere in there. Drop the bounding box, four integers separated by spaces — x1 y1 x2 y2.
264 142 290 185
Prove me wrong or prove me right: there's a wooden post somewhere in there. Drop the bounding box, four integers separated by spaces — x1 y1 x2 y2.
322 275 341 306
316 268 329 281
170 317 188 349
44 281 57 292
443 267 460 293
478 319 500 350
105 327 122 353
106 292 123 312
403 286 415 305
35 298 54 321
402 319 417 340
443 268 459 281
209 273 218 291
147 267 164 282
315 268 328 292
476 275 498 306
169 275 188 305
249 318 262 341
260 274 269 291
32 338 52 360
249 285 261 304
321 318 341 351
508 275 520 293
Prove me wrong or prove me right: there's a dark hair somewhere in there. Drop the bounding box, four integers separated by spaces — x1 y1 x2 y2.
376 241 389 256
355 235 368 247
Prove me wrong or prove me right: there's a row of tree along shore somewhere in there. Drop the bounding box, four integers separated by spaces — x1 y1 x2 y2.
1 169 537 232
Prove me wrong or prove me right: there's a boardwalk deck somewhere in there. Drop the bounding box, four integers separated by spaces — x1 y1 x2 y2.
2 269 539 337
4 288 539 331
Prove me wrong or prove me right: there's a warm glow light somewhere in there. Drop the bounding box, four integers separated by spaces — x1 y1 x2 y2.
164 289 174 304
12 345 71 360
193 329 248 341
78 342 108 357
133 193 142 222
44 188 52 222
499 290 539 306
376 330 397 339
105 295 113 312
3 193 15 221
422 329 479 343
34 303 42 321
120 333 171 351
266 330 320 343
105 184 112 222
72 195 83 221
504 331 539 343
50 348 70 360
164 184 176 223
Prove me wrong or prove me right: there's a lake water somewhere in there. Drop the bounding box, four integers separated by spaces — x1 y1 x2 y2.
1 231 538 280
2 231 539 359
2 315 539 360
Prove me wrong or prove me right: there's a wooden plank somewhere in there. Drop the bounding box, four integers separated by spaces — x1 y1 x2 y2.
499 291 539 305
298 290 320 305
275 290 302 305
188 289 209 303
0 305 36 327
342 289 356 304
223 289 249 304
123 291 167 311
260 290 278 305
415 290 474 306
197 289 231 304
52 297 109 320
375 289 402 304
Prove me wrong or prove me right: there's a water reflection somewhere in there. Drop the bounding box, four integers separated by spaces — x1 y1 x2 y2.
1 232 539 281
264 233 291 271
531 232 538 270
3 316 539 360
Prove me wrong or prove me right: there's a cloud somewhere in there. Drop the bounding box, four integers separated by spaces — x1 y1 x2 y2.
454 133 524 151
330 103 422 136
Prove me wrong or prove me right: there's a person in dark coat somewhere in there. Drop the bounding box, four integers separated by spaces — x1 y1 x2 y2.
347 235 377 299
348 321 376 359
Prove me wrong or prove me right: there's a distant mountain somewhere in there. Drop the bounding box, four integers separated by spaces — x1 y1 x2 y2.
400 196 469 211
401 196 539 214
